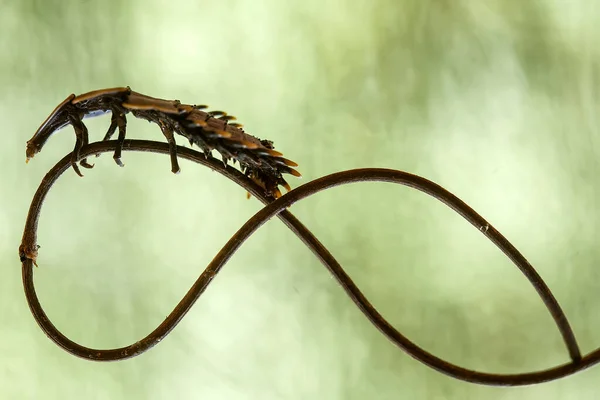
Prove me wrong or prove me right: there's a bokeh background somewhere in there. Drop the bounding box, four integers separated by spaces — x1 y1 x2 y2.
2 0 600 398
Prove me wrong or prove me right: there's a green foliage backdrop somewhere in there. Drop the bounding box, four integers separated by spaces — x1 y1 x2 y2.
1 1 599 398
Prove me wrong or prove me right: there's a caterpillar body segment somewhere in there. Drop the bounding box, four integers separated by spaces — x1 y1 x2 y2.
27 87 301 198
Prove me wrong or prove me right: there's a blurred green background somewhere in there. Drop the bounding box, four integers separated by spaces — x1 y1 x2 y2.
2 0 600 398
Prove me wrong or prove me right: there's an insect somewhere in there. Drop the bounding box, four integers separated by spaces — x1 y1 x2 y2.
26 87 301 198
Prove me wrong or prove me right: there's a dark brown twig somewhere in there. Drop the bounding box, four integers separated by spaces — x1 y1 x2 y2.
20 140 598 386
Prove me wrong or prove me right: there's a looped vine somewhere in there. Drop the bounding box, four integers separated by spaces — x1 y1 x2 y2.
19 139 599 386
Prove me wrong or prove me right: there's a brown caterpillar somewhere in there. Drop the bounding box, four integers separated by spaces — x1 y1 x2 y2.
26 87 301 198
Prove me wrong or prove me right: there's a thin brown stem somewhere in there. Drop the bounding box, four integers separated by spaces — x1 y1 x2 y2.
19 139 596 386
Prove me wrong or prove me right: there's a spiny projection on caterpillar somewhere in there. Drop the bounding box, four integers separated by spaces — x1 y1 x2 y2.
26 86 301 198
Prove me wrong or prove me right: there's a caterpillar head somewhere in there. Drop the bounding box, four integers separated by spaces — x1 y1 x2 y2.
26 93 76 163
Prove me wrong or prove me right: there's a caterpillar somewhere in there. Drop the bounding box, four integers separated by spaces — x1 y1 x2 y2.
26 87 301 199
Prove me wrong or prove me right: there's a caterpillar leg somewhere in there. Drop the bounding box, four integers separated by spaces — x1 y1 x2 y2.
79 127 95 169
112 111 127 167
159 124 180 174
68 115 94 176
96 111 117 158
102 116 117 141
